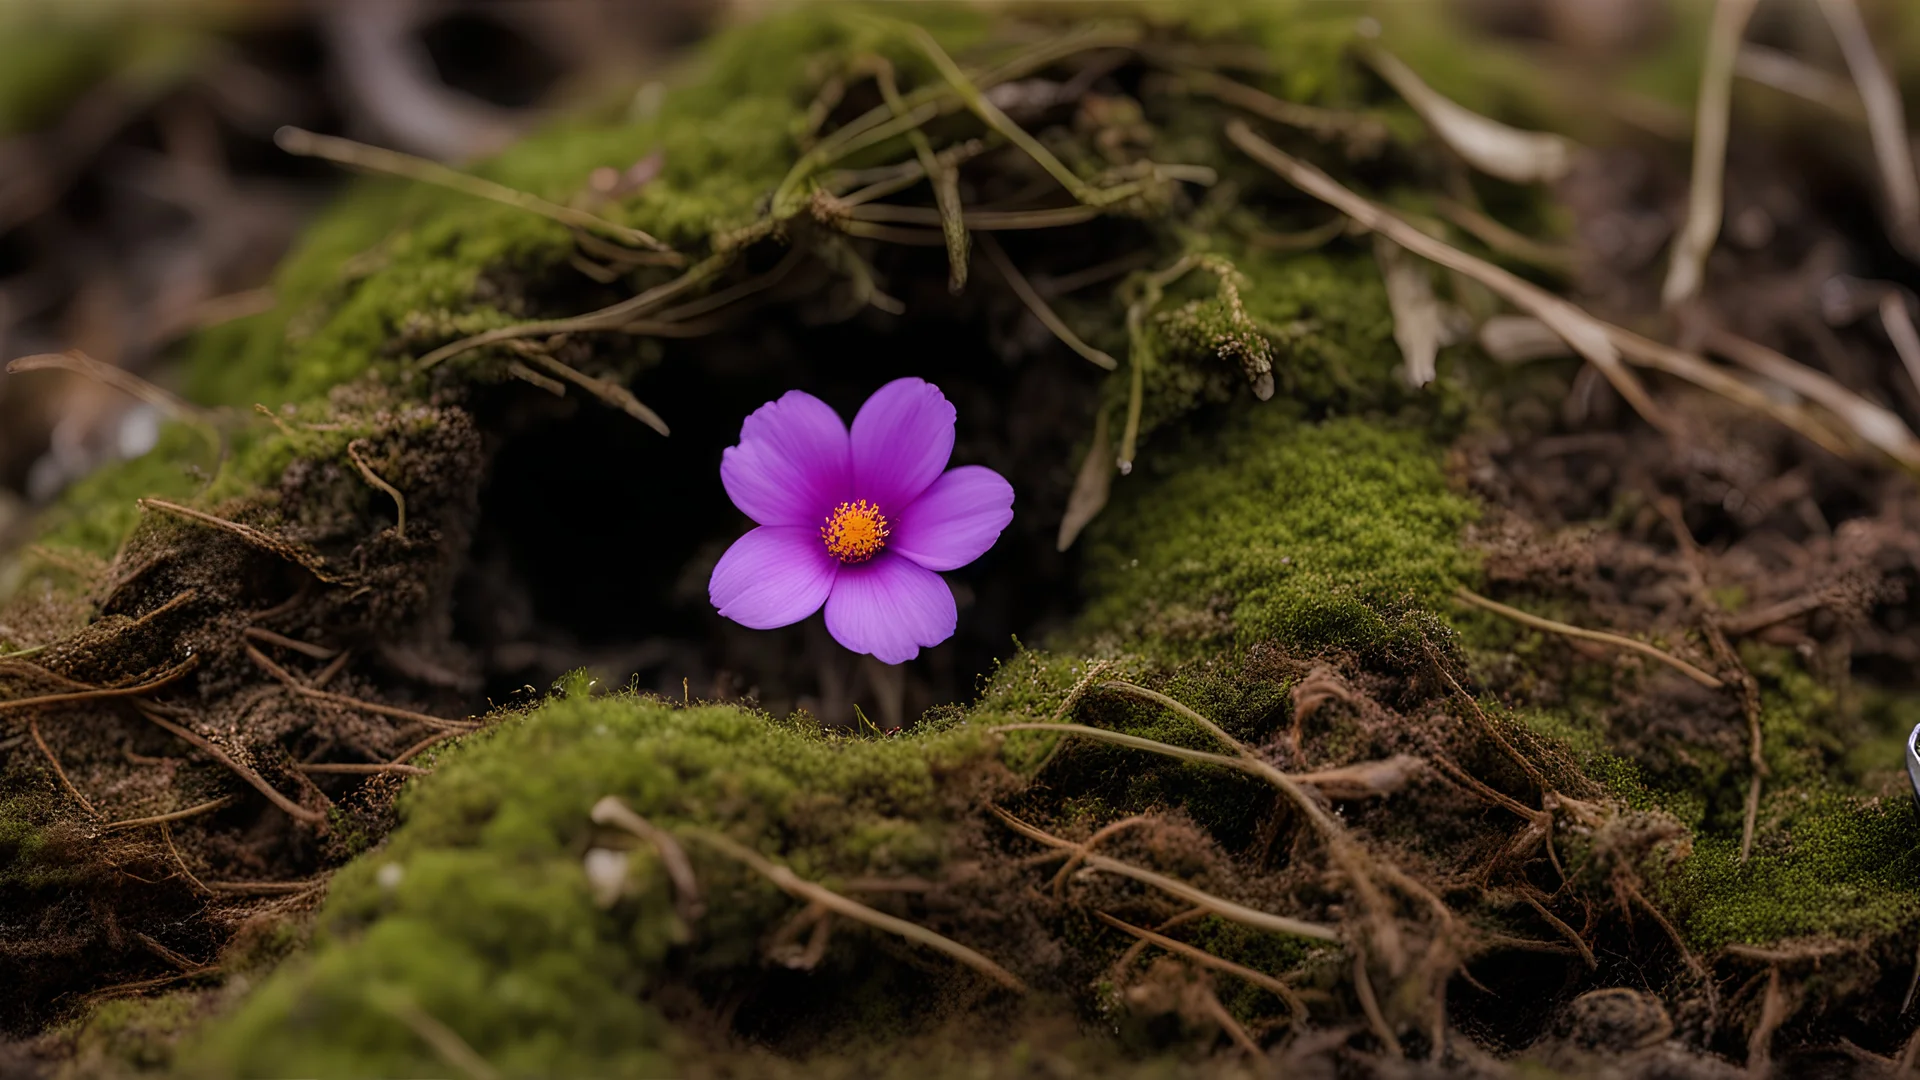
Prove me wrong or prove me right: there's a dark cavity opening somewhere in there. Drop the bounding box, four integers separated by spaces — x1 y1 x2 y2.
455 239 1118 725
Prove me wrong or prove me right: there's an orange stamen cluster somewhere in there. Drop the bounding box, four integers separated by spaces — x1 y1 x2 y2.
821 499 889 563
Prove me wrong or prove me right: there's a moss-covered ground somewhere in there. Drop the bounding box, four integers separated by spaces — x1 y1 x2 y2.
7 2 1920 1076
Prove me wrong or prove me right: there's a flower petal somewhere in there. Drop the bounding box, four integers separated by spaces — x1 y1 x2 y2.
709 527 837 629
889 466 1015 572
850 377 955 511
721 391 851 527
823 554 956 664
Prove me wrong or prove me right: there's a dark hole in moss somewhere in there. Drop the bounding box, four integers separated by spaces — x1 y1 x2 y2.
454 242 1117 725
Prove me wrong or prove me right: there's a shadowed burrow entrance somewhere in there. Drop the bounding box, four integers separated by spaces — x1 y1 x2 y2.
454 237 1127 725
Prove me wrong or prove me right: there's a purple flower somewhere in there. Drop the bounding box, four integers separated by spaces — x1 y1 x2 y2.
709 378 1014 664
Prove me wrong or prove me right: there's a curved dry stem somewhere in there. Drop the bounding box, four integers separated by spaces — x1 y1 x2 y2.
246 644 477 732
991 806 1340 944
101 795 236 832
139 498 344 583
347 439 408 537
275 126 666 253
1097 911 1307 1016
1662 0 1759 307
1454 586 1725 688
132 700 327 825
8 349 209 422
295 762 428 776
1048 815 1153 897
0 654 201 714
979 233 1117 370
684 825 1027 992
28 714 95 815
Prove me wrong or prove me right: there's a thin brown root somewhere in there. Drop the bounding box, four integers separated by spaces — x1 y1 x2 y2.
506 360 566 396
1117 907 1209 972
1898 1022 1920 1073
1662 0 1759 307
139 498 342 582
992 806 1340 943
242 625 339 660
102 794 235 831
275 126 665 254
160 822 210 895
1353 951 1405 1059
992 721 1261 775
979 233 1117 370
202 878 326 896
1196 980 1264 1057
312 650 353 689
390 731 458 765
132 700 327 825
1518 891 1596 970
368 989 502 1080
684 825 1027 992
1433 197 1576 272
1624 880 1706 981
0 654 201 714
295 762 428 776
1098 911 1306 1016
28 714 96 815
1049 816 1153 897
1453 586 1725 688
245 643 477 732
591 796 704 923
1701 326 1920 470
347 439 407 537
1422 642 1553 795
133 931 204 972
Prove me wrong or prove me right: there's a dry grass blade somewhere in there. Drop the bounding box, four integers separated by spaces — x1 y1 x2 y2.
1479 315 1574 364
1880 292 1920 397
684 826 1027 992
0 654 201 714
275 126 666 253
132 700 326 825
980 234 1117 371
870 57 969 292
27 715 95 815
1601 328 1855 459
1817 0 1920 258
1736 44 1864 119
245 643 478 732
1353 949 1405 1058
591 796 704 922
1433 198 1577 273
990 721 1262 775
1356 40 1573 184
1048 816 1152 896
139 498 344 583
992 806 1340 943
1173 69 1385 152
506 360 565 396
101 795 236 831
1454 586 1723 687
1057 409 1114 552
1701 327 1920 470
7 349 208 421
296 762 428 776
521 354 669 436
242 626 338 661
1227 122 1670 434
1097 911 1306 1013
1663 0 1759 307
347 439 407 536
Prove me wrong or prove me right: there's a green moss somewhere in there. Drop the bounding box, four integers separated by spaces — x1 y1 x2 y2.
1662 789 1920 949
182 684 1005 1078
1078 406 1476 658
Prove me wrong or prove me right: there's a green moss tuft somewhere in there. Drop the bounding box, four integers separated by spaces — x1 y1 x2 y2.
1078 406 1476 659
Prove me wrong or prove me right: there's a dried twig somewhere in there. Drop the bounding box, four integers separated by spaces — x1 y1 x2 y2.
1662 0 1759 307
295 762 428 776
275 126 666 253
1356 39 1572 184
684 825 1027 992
347 439 406 537
245 643 477 732
139 499 343 582
870 56 968 292
521 354 668 436
1701 327 1920 470
1454 586 1725 688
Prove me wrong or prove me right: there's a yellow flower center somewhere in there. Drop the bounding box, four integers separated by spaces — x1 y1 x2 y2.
821 500 889 563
